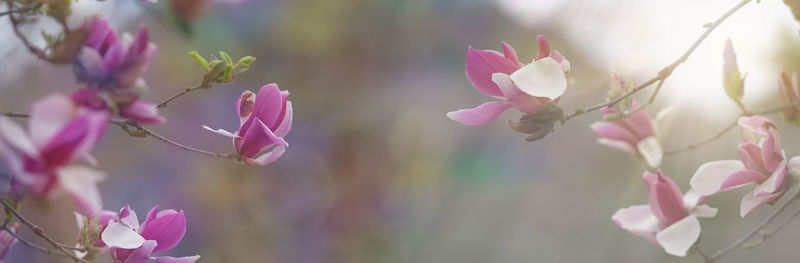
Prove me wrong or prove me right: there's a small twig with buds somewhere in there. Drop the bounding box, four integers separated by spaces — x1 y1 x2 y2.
664 102 800 155
704 184 800 263
0 199 89 263
563 0 752 122
157 82 212 108
4 0 58 64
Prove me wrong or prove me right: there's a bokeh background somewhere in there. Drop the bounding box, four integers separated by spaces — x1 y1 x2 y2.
2 0 800 262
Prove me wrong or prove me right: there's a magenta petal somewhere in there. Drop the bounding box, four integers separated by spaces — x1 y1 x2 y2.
153 256 201 263
273 101 293 138
139 209 186 253
237 117 287 158
29 94 76 147
625 106 656 139
250 84 283 129
644 171 688 225
120 100 165 124
84 19 113 50
0 224 17 260
492 73 546 114
235 91 256 126
465 44 522 98
446 101 513 126
244 145 286 166
116 240 157 263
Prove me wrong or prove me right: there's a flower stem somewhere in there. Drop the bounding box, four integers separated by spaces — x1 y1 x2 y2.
156 83 211 108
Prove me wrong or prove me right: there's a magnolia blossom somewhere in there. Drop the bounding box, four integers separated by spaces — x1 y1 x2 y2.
203 83 292 165
101 205 199 263
447 35 570 126
0 224 18 260
0 94 108 216
613 171 717 257
691 116 799 217
590 103 674 168
72 18 164 124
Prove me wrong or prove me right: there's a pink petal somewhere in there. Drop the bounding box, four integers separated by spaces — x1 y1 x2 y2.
753 158 787 197
272 101 293 138
740 189 785 217
120 100 166 124
760 131 783 172
235 91 256 125
119 205 140 231
738 116 773 143
465 44 522 98
655 215 701 257
84 19 113 50
201 126 240 139
590 122 638 147
56 166 105 217
625 106 656 139
29 94 76 147
237 118 287 158
491 73 546 114
535 34 551 60
139 208 186 253
0 117 39 158
738 142 768 173
153 256 201 263
0 224 18 260
244 145 286 166
115 239 157 263
612 205 661 244
250 84 283 129
690 160 763 195
644 171 688 224
446 101 514 126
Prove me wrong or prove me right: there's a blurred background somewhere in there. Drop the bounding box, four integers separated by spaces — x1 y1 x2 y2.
2 0 800 262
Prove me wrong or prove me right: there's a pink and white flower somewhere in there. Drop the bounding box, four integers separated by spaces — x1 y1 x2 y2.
0 94 109 216
447 35 570 126
203 83 292 165
613 171 717 256
690 116 799 217
590 103 674 168
101 205 199 263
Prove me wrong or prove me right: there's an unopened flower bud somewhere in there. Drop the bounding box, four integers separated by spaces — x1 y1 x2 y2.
508 101 563 141
723 39 745 107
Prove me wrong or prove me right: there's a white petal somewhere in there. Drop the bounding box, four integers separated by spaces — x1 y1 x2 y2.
656 215 701 257
690 160 746 195
202 125 241 138
0 117 39 158
789 156 800 172
637 136 663 168
29 94 75 147
690 205 718 218
597 138 636 154
101 221 145 249
56 166 105 216
509 57 567 99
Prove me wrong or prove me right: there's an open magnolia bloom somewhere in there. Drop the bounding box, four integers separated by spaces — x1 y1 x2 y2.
203 83 292 165
691 116 799 217
0 94 108 216
591 103 675 168
101 205 199 263
613 171 717 257
447 35 570 126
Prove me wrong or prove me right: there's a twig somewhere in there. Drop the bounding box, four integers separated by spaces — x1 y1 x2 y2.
563 0 752 122
664 102 800 155
4 0 57 64
2 225 70 257
2 112 235 160
0 1 41 16
705 184 800 262
156 83 211 108
0 200 89 263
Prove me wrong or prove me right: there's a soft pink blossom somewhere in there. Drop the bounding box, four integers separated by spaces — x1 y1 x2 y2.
101 205 198 263
447 35 569 126
690 116 799 217
72 18 164 124
203 83 292 165
590 103 671 168
0 94 108 216
613 171 717 256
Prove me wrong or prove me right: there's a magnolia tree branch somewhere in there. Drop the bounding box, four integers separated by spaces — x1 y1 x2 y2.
563 0 752 122
705 184 800 263
664 102 800 155
0 200 89 263
2 112 235 161
4 0 57 64
156 83 212 108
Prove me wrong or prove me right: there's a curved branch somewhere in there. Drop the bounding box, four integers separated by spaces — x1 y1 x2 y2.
0 200 89 263
563 0 752 121
156 83 211 108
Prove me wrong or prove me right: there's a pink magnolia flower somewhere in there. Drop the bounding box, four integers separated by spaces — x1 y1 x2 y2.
613 171 717 257
691 116 799 217
0 224 18 260
590 103 674 168
0 94 108 216
447 35 570 126
101 205 199 263
203 83 292 165
72 18 164 124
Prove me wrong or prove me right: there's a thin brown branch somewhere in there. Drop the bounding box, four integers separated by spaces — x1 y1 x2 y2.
156 83 211 108
0 1 41 16
1 225 71 258
563 0 752 122
5 0 57 63
0 200 89 263
705 184 800 262
664 102 800 156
